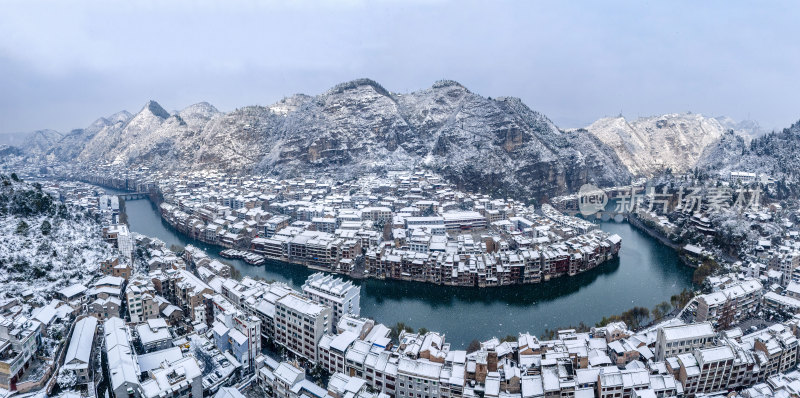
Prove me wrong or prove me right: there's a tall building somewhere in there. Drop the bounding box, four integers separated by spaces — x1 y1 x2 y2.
396 357 443 398
211 294 263 374
275 293 332 363
694 279 762 328
302 272 360 326
126 278 160 323
654 322 716 361
675 346 736 396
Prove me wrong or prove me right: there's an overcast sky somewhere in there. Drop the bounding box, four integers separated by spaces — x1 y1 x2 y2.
1 0 798 135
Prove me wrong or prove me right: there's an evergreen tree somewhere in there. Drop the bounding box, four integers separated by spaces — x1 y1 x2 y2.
15 220 29 235
40 220 52 235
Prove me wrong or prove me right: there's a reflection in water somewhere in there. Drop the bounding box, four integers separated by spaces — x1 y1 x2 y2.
359 259 621 308
120 196 693 348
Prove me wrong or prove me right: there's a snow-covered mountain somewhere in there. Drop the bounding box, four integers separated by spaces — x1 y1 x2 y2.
715 116 763 142
18 129 63 157
0 145 21 158
27 79 632 199
44 110 133 162
580 113 760 177
698 120 800 183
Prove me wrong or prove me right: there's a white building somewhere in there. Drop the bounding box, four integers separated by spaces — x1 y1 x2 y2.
396 358 443 398
441 211 487 231
302 272 360 326
655 322 715 361
139 356 203 398
258 360 327 398
275 293 332 363
695 279 763 327
728 171 757 184
136 318 173 353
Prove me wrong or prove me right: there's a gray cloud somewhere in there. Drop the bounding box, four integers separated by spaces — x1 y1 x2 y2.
1 0 798 134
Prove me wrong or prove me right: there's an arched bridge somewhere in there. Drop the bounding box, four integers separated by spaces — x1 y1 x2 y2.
118 192 149 200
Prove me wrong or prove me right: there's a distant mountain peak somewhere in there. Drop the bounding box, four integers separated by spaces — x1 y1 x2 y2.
583 112 739 176
326 78 391 97
89 117 110 129
431 80 468 90
141 100 170 119
180 102 219 115
108 110 133 124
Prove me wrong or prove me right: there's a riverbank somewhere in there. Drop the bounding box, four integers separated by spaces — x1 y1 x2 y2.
157 199 622 288
98 181 695 347
625 213 681 251
625 214 705 270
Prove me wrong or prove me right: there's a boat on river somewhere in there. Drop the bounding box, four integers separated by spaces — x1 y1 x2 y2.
219 249 266 265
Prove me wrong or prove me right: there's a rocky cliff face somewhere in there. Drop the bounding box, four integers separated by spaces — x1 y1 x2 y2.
581 113 760 177
28 79 633 199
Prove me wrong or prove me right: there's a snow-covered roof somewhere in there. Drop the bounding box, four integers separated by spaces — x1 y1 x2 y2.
229 328 248 346
104 317 140 392
214 387 246 398
277 293 327 316
330 331 358 353
397 357 442 380
95 275 124 287
32 300 64 325
137 320 172 346
63 316 98 370
137 347 184 373
59 283 88 299
274 362 304 385
162 305 182 317
140 356 202 398
660 322 715 342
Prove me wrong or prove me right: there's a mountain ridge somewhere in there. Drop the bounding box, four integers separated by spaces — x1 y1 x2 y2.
18 78 629 199
12 78 777 199
698 120 800 183
578 112 762 177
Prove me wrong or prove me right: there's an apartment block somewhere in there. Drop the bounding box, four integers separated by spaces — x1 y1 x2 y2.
275 294 332 363
654 322 716 361
302 272 361 326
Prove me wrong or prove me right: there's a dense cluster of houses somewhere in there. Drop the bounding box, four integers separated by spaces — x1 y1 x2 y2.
242 272 800 398
46 222 800 398
1 165 796 398
90 169 622 287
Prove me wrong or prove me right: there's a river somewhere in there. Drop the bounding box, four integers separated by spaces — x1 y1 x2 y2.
116 193 693 348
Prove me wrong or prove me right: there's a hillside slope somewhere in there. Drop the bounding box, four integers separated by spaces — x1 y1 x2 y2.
0 176 115 305
582 113 759 176
698 120 800 181
26 79 633 199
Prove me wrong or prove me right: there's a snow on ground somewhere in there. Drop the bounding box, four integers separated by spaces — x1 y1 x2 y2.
0 176 116 306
